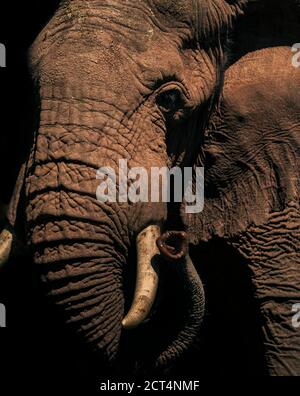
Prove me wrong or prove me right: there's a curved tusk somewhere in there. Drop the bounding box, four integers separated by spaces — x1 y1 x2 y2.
0 228 13 268
122 225 161 330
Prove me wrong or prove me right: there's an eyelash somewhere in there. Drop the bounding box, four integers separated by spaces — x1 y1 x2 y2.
156 86 187 115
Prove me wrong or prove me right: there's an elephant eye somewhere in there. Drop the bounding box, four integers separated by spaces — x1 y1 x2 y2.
156 88 184 114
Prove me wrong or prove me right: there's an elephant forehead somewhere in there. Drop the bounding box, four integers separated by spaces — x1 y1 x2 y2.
30 26 188 110
30 0 191 66
58 0 194 39
30 5 187 90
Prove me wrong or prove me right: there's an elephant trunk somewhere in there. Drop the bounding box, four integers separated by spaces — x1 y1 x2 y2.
156 231 205 367
26 156 130 362
28 210 127 362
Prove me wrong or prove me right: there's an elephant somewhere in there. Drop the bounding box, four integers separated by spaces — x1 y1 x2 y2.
187 46 299 376
0 0 299 379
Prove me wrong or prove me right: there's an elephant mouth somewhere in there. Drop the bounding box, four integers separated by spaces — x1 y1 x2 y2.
122 226 199 330
121 225 205 368
156 231 188 263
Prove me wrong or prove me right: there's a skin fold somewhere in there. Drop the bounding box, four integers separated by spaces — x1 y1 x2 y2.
187 46 299 375
0 1 299 377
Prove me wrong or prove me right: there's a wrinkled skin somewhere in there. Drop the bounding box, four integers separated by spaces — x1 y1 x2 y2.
186 46 300 375
2 0 249 371
2 0 299 377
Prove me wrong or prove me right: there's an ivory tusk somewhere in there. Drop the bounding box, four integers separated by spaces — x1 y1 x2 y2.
0 228 13 268
122 225 161 330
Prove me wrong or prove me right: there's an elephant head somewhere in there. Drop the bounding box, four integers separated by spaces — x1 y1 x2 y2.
0 0 254 370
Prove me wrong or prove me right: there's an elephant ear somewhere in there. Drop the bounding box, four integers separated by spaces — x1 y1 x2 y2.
182 1 300 245
184 47 300 245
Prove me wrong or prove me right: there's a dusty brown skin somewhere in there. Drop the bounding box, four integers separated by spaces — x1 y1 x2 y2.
0 0 299 376
187 47 299 375
0 0 248 369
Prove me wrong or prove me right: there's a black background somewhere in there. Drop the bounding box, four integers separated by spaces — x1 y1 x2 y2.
0 1 60 203
0 1 298 393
